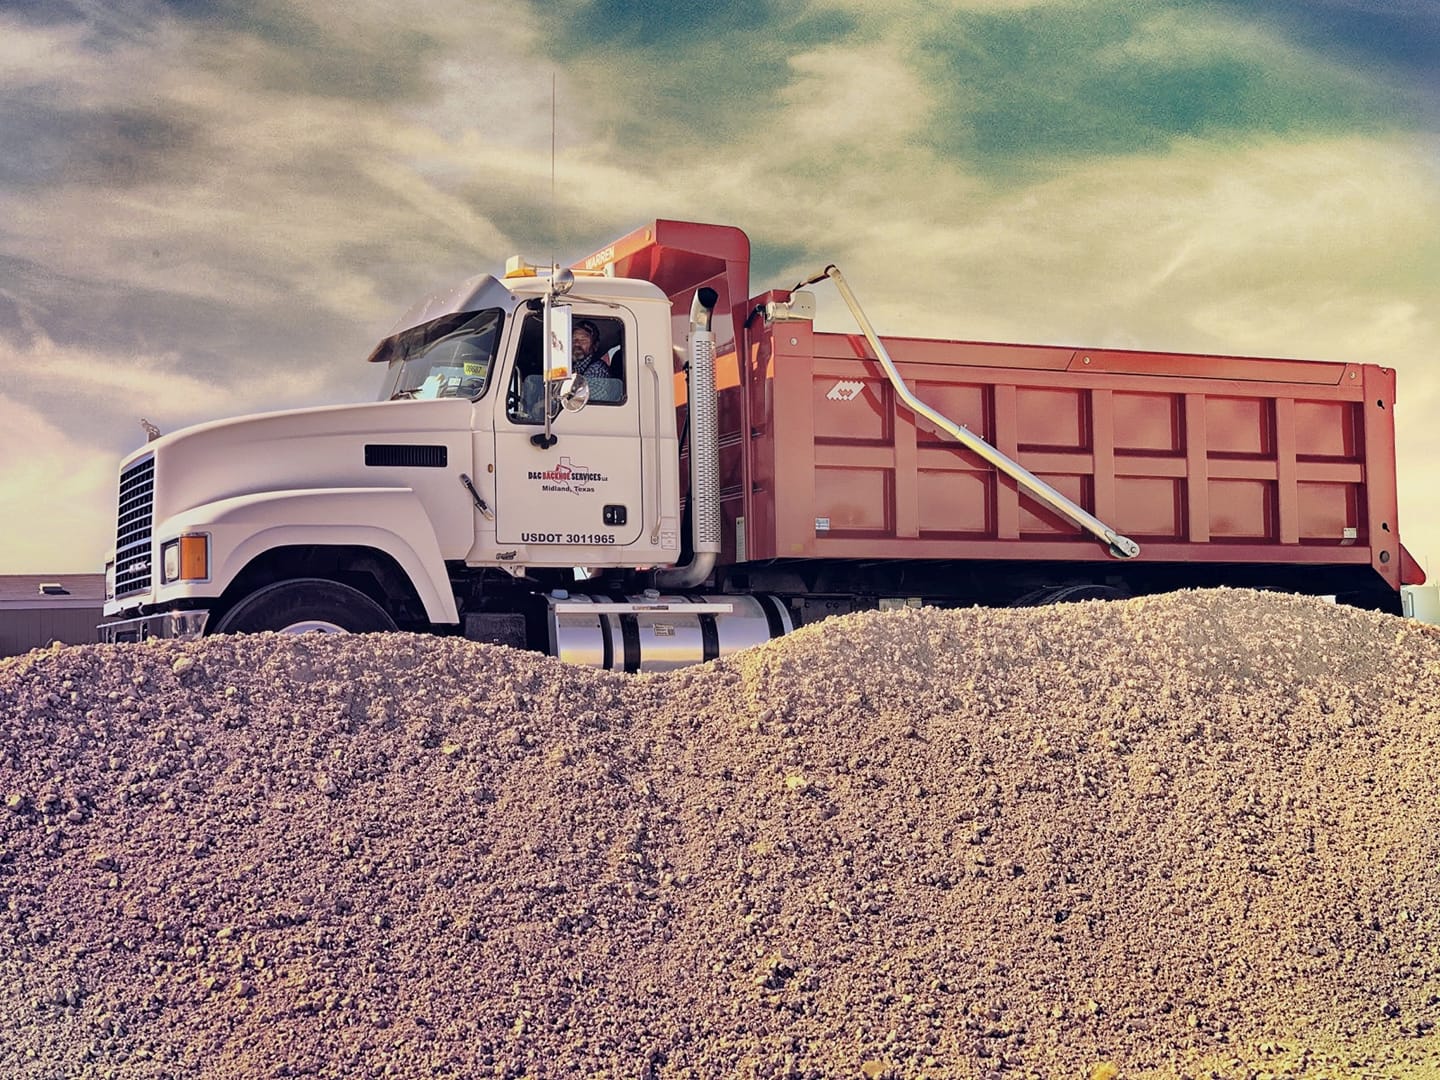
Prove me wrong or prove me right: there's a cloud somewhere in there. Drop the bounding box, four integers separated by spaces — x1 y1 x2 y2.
0 395 116 572
910 2 1416 175
532 1 858 160
2 321 331 419
738 130 1439 354
1211 0 1440 90
0 309 345 482
0 2 555 417
0 17 91 88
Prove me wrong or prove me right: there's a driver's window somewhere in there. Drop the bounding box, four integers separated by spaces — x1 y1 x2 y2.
507 312 626 424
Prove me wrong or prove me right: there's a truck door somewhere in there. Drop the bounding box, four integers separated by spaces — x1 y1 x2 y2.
492 308 645 552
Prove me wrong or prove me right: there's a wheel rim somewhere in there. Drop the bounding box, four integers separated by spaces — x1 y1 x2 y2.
277 619 349 634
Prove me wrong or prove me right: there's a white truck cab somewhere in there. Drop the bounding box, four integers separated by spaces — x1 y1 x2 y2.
100 265 696 648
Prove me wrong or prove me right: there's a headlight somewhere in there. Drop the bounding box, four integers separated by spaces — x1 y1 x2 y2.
161 534 209 583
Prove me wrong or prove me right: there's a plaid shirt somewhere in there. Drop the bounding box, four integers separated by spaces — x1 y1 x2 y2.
575 353 612 380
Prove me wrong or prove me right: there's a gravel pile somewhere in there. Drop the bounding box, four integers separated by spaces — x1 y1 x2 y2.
2 588 1439 1079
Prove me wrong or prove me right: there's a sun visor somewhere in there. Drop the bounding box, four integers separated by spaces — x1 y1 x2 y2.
365 275 514 364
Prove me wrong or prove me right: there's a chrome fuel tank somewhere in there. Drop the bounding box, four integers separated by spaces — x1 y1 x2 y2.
546 593 793 671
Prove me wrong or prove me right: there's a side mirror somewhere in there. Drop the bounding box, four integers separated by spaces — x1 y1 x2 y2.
557 373 589 412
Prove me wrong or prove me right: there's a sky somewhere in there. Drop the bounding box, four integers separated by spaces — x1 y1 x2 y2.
1 0 1437 578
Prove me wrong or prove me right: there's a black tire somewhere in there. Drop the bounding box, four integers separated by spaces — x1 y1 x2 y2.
1042 583 1129 605
1010 583 1129 607
211 578 397 635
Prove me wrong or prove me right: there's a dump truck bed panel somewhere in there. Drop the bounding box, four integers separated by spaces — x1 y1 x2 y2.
728 321 1401 590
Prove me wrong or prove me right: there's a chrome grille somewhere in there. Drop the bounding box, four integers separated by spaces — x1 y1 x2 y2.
114 455 155 598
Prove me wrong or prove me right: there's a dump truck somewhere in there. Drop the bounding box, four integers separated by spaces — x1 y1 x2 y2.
99 220 1428 669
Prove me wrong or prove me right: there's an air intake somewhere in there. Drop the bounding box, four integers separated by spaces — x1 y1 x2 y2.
114 455 155 598
365 444 448 468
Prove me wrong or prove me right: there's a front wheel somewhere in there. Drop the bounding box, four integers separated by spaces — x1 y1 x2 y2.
211 579 398 635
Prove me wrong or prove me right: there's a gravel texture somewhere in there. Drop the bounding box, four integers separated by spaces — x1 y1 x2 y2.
1 587 1439 1079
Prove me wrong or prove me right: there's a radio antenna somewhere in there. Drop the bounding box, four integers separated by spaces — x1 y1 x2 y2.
550 71 556 275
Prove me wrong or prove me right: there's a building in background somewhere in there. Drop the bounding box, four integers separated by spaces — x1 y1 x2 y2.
0 574 105 657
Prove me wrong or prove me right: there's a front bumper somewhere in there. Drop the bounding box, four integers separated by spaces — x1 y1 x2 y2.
98 609 210 644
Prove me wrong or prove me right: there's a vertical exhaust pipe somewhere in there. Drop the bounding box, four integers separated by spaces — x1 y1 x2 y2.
656 287 721 588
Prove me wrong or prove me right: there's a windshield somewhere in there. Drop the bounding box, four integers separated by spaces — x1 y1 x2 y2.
379 309 504 402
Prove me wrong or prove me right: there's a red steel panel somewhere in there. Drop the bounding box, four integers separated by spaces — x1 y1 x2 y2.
814 467 891 534
1112 391 1183 453
916 468 993 535
1297 482 1360 543
1113 477 1184 538
1016 387 1087 451
914 381 990 440
1295 400 1360 459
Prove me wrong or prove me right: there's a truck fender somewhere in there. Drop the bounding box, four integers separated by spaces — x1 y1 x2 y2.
164 487 460 625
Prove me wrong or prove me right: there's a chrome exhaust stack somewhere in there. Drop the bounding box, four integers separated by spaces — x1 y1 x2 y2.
656 287 722 588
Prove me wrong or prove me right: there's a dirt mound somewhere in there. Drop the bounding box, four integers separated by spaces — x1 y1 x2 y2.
2 588 1438 1079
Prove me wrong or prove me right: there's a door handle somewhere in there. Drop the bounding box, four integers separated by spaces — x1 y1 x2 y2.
459 474 494 520
646 354 663 544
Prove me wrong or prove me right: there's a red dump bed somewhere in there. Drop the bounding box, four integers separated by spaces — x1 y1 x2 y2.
581 220 1419 594
740 319 1410 588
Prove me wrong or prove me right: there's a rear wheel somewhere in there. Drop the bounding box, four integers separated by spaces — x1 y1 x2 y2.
1010 583 1130 607
212 578 398 634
